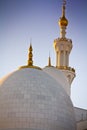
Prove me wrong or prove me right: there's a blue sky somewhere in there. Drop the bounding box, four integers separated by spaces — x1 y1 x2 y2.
0 0 87 109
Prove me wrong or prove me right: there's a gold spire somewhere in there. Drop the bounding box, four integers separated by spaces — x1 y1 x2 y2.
19 44 41 70
62 0 66 17
27 44 33 66
48 54 51 67
58 0 68 27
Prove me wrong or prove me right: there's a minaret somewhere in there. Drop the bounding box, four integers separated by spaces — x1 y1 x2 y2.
53 0 75 91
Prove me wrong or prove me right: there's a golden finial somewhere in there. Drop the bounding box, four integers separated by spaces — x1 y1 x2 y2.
63 0 66 5
48 53 51 67
58 0 68 27
19 43 41 70
62 0 66 17
27 44 33 66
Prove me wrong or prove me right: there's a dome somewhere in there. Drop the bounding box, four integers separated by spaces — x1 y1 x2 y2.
43 66 70 95
59 16 68 27
0 68 76 130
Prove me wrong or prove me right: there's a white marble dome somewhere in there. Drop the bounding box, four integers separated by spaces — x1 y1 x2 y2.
0 68 76 130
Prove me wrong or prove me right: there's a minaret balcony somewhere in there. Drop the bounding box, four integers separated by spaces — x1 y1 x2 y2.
57 66 75 73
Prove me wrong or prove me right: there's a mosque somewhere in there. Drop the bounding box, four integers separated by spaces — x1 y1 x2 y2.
0 1 87 130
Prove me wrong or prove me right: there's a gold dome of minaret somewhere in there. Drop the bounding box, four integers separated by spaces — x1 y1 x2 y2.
58 0 68 27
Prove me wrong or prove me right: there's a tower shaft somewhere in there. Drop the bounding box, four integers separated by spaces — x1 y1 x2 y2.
54 38 72 68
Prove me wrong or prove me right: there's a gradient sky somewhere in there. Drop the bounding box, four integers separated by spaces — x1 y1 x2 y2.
0 0 87 109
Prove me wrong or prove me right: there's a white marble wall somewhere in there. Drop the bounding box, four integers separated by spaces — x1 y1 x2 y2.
74 107 87 130
74 107 87 122
77 120 87 130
